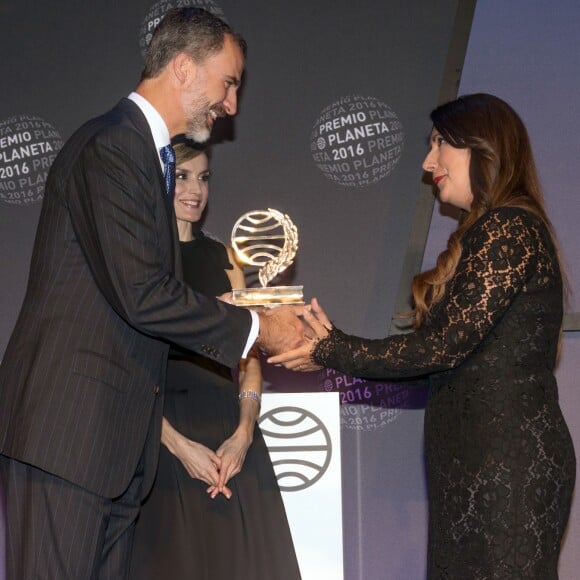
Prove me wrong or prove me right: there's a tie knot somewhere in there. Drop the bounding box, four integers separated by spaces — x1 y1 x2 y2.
160 144 176 165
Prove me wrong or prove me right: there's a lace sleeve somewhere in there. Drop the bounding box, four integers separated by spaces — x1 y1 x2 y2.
312 208 543 379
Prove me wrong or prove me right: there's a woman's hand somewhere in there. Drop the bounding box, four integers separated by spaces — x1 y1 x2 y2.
171 434 222 487
208 428 253 499
162 417 222 489
211 427 252 499
267 298 332 371
171 432 236 500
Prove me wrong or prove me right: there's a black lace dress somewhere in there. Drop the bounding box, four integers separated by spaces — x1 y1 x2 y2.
130 232 301 580
313 207 575 579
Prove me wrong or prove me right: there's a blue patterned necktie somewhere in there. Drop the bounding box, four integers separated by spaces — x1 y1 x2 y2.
160 144 176 198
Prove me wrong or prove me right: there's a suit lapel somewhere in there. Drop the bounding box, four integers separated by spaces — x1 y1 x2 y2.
116 99 182 277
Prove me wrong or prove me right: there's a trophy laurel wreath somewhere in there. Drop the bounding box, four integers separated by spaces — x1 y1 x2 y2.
230 209 304 307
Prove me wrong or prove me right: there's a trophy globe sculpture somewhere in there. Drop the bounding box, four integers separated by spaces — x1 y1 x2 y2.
231 208 303 307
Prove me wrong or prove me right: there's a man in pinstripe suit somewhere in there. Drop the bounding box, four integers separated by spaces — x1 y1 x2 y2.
0 8 303 579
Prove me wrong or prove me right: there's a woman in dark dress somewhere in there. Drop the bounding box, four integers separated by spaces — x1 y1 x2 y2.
271 93 575 579
130 142 301 580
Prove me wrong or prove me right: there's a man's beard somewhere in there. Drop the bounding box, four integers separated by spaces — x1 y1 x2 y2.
186 123 211 143
183 88 212 143
185 106 212 143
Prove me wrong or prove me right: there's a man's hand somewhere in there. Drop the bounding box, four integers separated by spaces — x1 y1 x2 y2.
267 298 331 371
256 305 305 355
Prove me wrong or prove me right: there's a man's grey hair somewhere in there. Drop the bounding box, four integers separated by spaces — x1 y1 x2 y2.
141 7 246 80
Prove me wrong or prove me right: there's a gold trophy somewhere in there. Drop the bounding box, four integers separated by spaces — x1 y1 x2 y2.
230 209 304 308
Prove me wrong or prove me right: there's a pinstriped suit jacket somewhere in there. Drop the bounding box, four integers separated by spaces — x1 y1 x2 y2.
0 99 251 498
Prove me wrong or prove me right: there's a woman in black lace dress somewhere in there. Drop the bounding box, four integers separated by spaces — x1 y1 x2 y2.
270 94 575 579
130 141 301 580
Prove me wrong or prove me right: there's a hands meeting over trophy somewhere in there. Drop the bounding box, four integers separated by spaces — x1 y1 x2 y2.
266 298 330 372
217 296 327 367
254 305 309 356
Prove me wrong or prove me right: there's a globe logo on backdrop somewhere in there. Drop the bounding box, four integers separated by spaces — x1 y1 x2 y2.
0 114 63 206
139 0 226 56
310 95 404 188
259 406 332 492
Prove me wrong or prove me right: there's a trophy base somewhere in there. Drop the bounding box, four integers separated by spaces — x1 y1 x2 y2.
232 286 304 308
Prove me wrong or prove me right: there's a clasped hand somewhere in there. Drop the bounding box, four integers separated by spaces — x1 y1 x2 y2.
206 428 252 499
173 430 252 500
219 293 333 368
267 298 332 371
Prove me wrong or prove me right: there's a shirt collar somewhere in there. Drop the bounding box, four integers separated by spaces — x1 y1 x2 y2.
128 91 170 167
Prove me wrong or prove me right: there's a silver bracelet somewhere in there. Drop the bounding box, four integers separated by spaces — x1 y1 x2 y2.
239 390 261 404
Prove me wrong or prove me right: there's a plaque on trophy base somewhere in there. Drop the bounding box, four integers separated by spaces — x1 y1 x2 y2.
231 285 304 308
231 209 304 309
